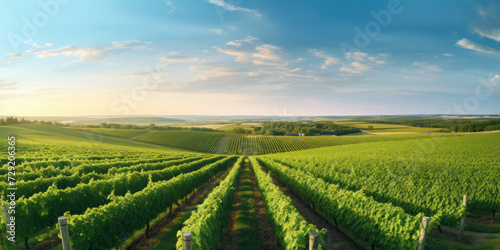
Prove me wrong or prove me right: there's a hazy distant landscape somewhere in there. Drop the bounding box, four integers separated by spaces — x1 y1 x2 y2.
2 0 500 249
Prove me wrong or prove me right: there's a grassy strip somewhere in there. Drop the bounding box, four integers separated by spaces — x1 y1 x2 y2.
250 157 323 249
176 157 243 249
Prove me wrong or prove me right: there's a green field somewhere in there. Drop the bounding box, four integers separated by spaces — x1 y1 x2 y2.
133 130 225 153
217 123 262 132
336 121 446 133
224 132 458 155
1 124 499 249
72 127 147 138
129 129 458 155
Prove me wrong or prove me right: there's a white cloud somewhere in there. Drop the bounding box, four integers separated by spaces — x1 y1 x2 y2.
491 75 500 86
166 1 177 15
6 53 26 59
0 80 17 90
339 67 361 74
345 52 390 63
23 46 112 62
26 48 59 58
413 62 442 73
253 44 282 61
211 29 224 34
345 52 369 61
307 49 339 69
443 53 453 57
159 55 200 63
456 38 500 55
472 5 500 43
7 40 151 63
217 37 286 67
474 28 500 43
192 37 320 84
58 46 112 62
351 61 371 71
225 36 258 47
226 41 242 47
207 0 260 17
217 47 250 59
111 40 151 50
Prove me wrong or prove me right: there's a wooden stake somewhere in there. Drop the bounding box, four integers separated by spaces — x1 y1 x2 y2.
417 216 429 250
58 216 72 250
1 204 11 231
309 232 319 250
459 195 467 242
182 232 193 250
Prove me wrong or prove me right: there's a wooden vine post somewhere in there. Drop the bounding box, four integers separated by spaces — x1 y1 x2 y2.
58 216 72 250
417 216 429 250
182 231 193 250
1 203 11 232
309 232 319 250
2 203 14 246
459 195 467 242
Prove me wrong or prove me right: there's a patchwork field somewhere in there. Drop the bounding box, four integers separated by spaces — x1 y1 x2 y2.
1 124 499 249
336 121 446 133
72 127 147 138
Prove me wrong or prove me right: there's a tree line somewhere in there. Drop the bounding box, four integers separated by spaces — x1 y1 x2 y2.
232 121 361 136
0 117 68 126
353 117 500 132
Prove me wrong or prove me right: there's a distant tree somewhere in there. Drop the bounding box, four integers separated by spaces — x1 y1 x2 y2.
253 127 262 132
232 127 246 134
148 123 156 130
367 126 374 130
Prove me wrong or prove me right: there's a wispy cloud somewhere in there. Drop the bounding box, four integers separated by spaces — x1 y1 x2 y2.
339 67 361 74
413 62 442 73
166 1 177 15
159 55 200 63
27 46 112 63
338 52 390 74
207 0 261 17
456 38 500 55
6 40 152 64
473 4 500 43
216 36 287 68
0 79 17 90
491 75 500 86
474 28 500 43
252 44 283 61
6 52 26 59
111 40 152 50
307 49 339 69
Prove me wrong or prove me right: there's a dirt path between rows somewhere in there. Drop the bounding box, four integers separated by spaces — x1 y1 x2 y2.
215 136 228 154
261 165 362 250
126 163 233 250
126 130 152 139
220 160 280 249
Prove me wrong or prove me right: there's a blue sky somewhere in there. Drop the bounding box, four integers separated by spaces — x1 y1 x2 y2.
0 0 499 116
